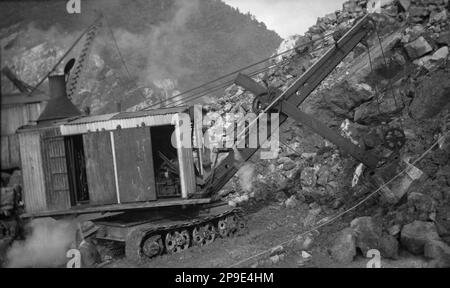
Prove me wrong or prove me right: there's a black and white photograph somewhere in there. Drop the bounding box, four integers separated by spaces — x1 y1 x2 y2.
0 0 449 274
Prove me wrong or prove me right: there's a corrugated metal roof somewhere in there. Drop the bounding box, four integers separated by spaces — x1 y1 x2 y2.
17 117 75 133
112 106 189 120
19 106 191 133
65 113 119 125
62 107 189 126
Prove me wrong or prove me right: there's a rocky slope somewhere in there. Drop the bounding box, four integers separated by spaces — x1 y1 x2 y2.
211 0 450 267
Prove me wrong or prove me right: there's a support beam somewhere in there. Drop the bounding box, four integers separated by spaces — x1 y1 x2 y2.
21 198 211 219
281 101 379 169
110 131 121 204
281 14 373 107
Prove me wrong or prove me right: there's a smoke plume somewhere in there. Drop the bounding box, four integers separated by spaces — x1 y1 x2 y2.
2 0 200 96
237 163 256 193
110 0 199 86
6 218 77 268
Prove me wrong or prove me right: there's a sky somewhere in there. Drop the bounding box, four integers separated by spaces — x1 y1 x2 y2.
222 0 346 39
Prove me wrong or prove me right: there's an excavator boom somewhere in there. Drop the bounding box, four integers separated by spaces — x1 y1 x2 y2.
206 14 379 196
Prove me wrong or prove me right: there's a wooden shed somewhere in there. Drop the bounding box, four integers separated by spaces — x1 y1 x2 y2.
18 77 199 216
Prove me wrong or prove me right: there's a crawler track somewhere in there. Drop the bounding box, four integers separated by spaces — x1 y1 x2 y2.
93 203 246 264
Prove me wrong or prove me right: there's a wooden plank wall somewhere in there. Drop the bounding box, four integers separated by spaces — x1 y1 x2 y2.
1 135 21 170
1 103 42 135
114 127 156 203
1 103 44 170
0 136 8 169
18 132 47 213
40 130 71 211
83 132 117 205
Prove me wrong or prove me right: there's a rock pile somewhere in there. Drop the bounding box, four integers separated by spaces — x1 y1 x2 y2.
215 0 449 267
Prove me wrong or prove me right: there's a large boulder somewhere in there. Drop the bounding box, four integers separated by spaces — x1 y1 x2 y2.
320 81 374 117
350 217 382 255
404 36 433 59
354 95 403 124
437 31 450 46
413 55 434 70
400 221 440 254
330 228 356 264
429 9 448 24
424 240 450 259
415 46 449 69
379 234 399 259
431 46 449 61
414 46 450 70
407 192 437 220
409 65 450 120
349 217 399 259
424 240 450 268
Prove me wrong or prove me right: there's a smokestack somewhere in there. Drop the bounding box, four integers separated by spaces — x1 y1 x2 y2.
37 75 81 122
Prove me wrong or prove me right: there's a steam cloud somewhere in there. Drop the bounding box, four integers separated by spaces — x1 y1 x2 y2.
234 149 255 192
2 0 200 97
237 163 256 193
109 0 200 86
6 218 77 268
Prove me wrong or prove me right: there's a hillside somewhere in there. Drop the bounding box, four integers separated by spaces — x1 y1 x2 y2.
0 0 282 113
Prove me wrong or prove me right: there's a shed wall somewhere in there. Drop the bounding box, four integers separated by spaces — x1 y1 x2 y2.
19 131 47 213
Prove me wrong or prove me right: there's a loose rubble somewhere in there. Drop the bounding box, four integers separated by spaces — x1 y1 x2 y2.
330 228 357 264
218 0 450 268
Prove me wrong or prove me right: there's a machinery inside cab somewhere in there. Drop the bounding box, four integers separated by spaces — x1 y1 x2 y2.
18 75 200 217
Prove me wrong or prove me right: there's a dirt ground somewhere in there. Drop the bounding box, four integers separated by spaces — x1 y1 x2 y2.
103 197 430 268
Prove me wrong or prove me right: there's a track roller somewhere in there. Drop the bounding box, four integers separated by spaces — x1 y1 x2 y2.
142 235 164 258
217 214 240 237
236 215 247 236
217 218 229 238
165 230 191 254
192 223 216 246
